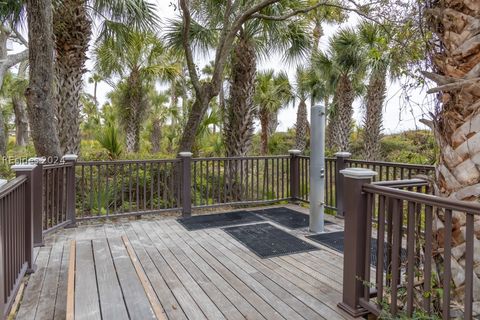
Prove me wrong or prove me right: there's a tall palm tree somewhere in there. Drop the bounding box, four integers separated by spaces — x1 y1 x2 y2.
254 70 293 155
293 67 311 151
224 13 311 157
52 0 159 154
424 0 480 312
95 31 181 153
312 28 366 152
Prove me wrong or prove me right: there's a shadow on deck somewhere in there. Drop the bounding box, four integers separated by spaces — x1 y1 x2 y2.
14 206 353 320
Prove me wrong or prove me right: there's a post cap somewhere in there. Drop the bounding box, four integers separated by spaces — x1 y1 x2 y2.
178 152 193 157
335 152 352 158
340 168 377 179
11 163 38 171
28 157 46 164
288 149 302 155
62 154 78 161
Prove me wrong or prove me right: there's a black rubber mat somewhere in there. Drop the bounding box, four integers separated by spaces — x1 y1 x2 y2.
307 231 407 270
178 210 264 231
251 207 334 229
223 223 319 258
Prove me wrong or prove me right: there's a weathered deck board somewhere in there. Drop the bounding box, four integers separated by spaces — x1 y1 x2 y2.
15 206 354 320
92 238 129 320
75 240 101 320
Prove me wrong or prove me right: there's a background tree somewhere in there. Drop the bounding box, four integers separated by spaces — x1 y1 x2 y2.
293 67 311 151
96 31 180 153
25 0 62 158
149 91 169 153
53 0 159 154
254 70 292 154
313 28 366 152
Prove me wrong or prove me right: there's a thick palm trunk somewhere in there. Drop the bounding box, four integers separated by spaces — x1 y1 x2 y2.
26 0 62 158
53 0 91 154
151 119 161 153
268 112 278 136
427 1 480 315
260 109 269 155
362 67 387 160
331 74 354 152
224 37 256 157
125 119 140 153
295 99 308 151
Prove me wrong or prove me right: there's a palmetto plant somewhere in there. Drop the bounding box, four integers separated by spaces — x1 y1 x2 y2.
95 31 181 153
52 0 159 155
254 70 293 155
148 90 169 154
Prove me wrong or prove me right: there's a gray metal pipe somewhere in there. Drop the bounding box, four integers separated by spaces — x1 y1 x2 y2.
309 104 326 233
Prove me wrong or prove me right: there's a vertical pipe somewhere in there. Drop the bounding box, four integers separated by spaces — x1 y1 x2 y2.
309 105 326 233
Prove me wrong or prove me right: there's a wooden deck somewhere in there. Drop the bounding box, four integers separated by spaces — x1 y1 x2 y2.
14 207 353 320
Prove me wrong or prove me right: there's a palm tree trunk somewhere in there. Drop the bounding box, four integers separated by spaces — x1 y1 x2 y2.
268 112 278 137
53 0 91 155
362 67 387 160
295 99 308 151
25 0 62 158
260 109 270 155
427 1 480 314
151 119 161 153
224 36 257 157
13 61 29 147
333 74 354 152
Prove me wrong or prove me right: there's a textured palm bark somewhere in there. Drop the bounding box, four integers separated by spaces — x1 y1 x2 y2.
25 0 62 158
260 108 270 155
268 112 279 136
14 62 29 147
295 99 309 151
150 119 161 153
123 73 146 153
332 74 354 152
224 37 257 157
53 0 91 155
362 67 386 160
427 0 480 315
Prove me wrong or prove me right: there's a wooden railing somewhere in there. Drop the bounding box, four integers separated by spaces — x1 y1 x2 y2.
191 156 291 208
340 168 478 319
0 167 37 319
75 159 182 219
43 162 76 232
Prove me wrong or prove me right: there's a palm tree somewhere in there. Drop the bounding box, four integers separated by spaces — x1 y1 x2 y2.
52 0 159 155
424 0 480 312
95 31 181 153
254 70 293 155
26 0 63 158
293 67 312 151
358 22 400 161
224 13 311 157
312 28 366 152
148 91 169 153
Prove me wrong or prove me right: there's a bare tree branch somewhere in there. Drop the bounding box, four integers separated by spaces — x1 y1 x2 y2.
12 28 28 47
178 0 202 95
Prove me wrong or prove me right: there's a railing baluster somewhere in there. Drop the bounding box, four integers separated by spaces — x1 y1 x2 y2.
465 212 474 319
443 209 452 320
406 201 416 316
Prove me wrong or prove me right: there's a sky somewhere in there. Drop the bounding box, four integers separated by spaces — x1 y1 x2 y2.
10 1 433 134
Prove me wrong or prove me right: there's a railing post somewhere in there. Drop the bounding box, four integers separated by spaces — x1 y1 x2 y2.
62 154 78 227
288 149 301 201
338 167 377 317
334 152 351 218
179 152 192 217
12 162 43 273
0 179 6 318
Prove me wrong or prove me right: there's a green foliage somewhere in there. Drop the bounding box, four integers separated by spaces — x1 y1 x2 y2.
97 122 123 159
